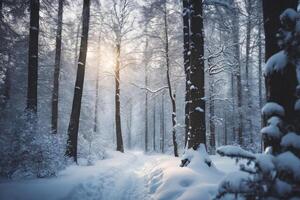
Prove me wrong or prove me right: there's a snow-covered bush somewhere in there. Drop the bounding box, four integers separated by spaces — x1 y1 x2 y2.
0 111 66 179
215 8 300 200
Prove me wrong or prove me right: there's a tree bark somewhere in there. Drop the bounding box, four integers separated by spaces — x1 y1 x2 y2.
127 99 132 149
231 2 243 146
209 77 215 153
144 39 149 153
182 0 190 147
93 34 101 134
188 0 206 148
65 0 90 162
163 2 178 157
115 43 124 153
51 0 64 134
160 91 165 153
245 0 253 143
153 97 156 151
27 0 39 114
257 0 263 110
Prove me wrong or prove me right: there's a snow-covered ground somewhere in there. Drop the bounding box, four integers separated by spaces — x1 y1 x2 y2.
0 151 237 200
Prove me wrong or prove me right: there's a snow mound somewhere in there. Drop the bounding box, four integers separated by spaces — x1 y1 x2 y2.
181 144 217 171
264 51 288 75
150 145 234 200
262 102 285 117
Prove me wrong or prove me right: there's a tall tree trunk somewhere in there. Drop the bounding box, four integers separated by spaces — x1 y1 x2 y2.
153 97 156 151
51 0 64 134
127 99 132 149
232 2 243 146
160 91 165 153
74 19 81 68
93 34 101 134
209 78 215 153
144 39 149 153
188 0 206 149
27 0 39 114
115 43 124 153
65 0 90 162
182 0 190 147
207 56 215 153
245 0 253 143
163 3 178 157
231 73 236 142
0 1 9 110
224 112 228 145
257 0 263 110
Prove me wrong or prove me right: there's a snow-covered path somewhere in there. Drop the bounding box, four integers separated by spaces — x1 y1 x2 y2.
0 151 170 200
0 151 237 200
64 151 169 200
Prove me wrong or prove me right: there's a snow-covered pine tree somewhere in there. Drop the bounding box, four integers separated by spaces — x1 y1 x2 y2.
214 8 300 200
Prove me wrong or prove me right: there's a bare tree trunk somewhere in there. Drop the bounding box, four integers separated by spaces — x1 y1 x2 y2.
232 2 243 146
163 3 178 157
153 96 156 151
245 0 253 143
257 0 263 110
160 91 165 153
182 0 190 147
74 19 81 68
65 0 90 162
231 73 236 142
209 77 215 153
115 43 124 153
51 0 64 134
188 0 206 148
224 112 228 145
93 34 101 134
127 99 132 149
144 40 149 153
27 0 39 114
0 1 10 110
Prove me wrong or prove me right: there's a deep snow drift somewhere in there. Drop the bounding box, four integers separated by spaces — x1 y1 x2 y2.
0 151 237 200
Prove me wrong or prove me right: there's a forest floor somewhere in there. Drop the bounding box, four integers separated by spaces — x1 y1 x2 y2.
0 151 238 200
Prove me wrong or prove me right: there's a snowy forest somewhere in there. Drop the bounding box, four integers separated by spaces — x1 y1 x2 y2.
0 0 300 199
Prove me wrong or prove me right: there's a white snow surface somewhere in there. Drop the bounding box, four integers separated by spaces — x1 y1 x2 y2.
264 50 288 75
0 151 238 200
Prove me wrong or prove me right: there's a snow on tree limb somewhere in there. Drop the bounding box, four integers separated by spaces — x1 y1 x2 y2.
216 145 255 160
262 102 285 118
264 51 288 75
281 132 300 149
130 82 168 94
